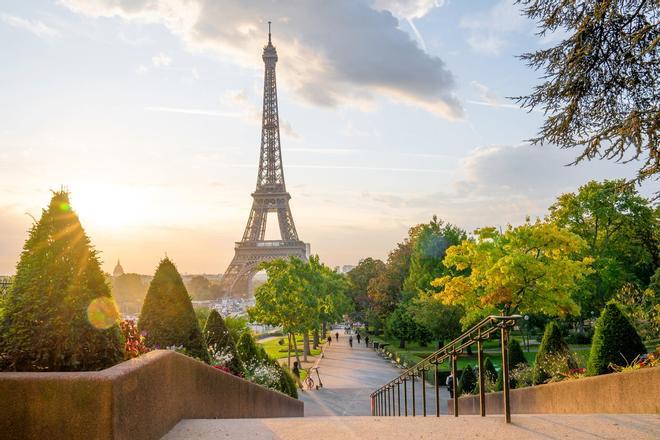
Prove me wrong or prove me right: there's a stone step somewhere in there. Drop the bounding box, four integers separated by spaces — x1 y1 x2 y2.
163 414 660 439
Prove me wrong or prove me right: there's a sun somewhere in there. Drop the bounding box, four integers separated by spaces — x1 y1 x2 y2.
72 184 153 231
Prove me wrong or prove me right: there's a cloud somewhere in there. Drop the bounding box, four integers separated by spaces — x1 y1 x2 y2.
60 0 462 119
0 12 60 38
145 106 243 117
460 0 527 56
371 0 445 20
151 52 172 67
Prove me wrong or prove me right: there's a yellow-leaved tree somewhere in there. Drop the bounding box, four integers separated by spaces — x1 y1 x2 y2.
432 220 593 326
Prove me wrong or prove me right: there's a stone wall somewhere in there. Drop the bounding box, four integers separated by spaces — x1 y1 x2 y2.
448 367 659 415
0 350 303 440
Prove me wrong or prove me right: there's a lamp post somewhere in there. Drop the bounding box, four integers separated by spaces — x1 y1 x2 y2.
523 315 530 352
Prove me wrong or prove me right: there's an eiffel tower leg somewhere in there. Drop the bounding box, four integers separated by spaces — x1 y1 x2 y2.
277 201 299 242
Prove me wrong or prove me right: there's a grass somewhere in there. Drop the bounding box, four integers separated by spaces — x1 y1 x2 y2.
259 334 324 360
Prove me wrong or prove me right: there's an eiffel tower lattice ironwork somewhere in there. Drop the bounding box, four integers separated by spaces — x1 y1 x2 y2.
220 23 308 297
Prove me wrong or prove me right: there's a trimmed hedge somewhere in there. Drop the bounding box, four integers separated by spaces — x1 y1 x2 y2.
586 302 646 376
138 258 208 362
458 364 476 395
533 321 576 384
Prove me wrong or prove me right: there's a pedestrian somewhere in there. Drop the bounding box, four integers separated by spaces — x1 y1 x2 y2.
335 332 339 342
446 373 454 399
365 335 370 347
292 361 304 391
349 335 353 348
327 335 332 345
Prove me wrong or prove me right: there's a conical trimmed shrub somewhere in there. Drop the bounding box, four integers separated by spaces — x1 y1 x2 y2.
138 258 208 361
204 309 243 375
509 339 527 368
586 302 646 376
0 190 124 371
458 364 476 395
237 332 261 365
533 321 577 384
483 357 497 382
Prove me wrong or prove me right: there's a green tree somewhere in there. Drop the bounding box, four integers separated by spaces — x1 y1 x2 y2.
385 303 420 349
587 302 647 376
187 275 216 300
403 216 467 293
614 282 658 341
434 220 593 325
408 291 463 348
483 357 497 382
515 0 659 182
138 258 208 361
225 315 250 343
237 332 261 365
534 321 577 384
204 309 244 375
0 190 124 371
112 273 147 310
509 339 527 369
346 258 385 322
549 181 659 316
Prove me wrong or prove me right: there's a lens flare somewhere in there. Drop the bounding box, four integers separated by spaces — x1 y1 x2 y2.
87 297 120 329
59 202 71 212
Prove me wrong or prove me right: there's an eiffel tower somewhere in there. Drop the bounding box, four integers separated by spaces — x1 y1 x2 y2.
220 23 308 297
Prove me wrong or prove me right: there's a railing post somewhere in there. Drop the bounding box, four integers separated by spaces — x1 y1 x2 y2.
403 378 408 416
451 350 458 417
501 322 512 423
411 372 416 417
434 361 440 417
477 329 486 417
421 368 427 417
371 395 375 416
397 381 401 416
391 384 396 416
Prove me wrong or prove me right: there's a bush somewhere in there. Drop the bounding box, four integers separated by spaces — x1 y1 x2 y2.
483 357 497 382
237 332 261 364
458 364 476 395
0 190 124 371
204 309 244 375
138 258 208 362
277 363 299 398
534 321 577 384
509 339 527 368
120 320 150 360
587 302 647 376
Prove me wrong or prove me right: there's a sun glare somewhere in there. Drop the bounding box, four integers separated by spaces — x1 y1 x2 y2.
72 185 153 231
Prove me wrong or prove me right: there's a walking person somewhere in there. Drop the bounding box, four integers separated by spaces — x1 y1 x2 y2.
365 335 370 348
446 373 454 399
349 335 353 348
327 335 332 345
356 333 361 344
292 361 304 391
335 332 339 342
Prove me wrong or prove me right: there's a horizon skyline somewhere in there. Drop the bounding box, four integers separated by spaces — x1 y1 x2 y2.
0 0 654 276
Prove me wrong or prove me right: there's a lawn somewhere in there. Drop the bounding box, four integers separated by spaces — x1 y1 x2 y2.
259 334 324 360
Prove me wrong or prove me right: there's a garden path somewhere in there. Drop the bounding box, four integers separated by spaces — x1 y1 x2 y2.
299 333 450 416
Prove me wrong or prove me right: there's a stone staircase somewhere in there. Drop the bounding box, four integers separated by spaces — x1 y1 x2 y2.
163 414 660 439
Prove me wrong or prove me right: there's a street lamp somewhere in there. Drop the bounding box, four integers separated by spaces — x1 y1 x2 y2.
523 315 530 352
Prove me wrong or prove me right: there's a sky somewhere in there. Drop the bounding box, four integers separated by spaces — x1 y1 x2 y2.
0 0 654 276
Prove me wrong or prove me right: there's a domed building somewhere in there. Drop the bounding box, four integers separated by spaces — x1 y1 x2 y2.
113 260 124 278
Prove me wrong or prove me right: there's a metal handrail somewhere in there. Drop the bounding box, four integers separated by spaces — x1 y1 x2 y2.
370 314 522 422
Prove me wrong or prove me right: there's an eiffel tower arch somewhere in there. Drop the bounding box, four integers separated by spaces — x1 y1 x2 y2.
220 24 309 297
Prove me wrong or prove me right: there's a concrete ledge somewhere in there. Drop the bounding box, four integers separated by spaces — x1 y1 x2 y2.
0 350 303 440
449 367 660 415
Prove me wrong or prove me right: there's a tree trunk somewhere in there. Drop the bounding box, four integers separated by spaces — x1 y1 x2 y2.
292 333 302 366
399 339 405 349
287 333 292 369
322 321 327 339
437 339 444 350
313 328 319 350
303 331 310 362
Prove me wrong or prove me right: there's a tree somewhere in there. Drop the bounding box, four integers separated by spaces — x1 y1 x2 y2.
483 357 498 382
586 302 647 376
614 282 658 341
509 339 528 369
385 303 420 349
408 291 463 348
187 275 216 300
346 258 385 322
433 220 593 325
549 180 659 315
0 190 124 371
112 273 147 310
515 0 659 183
403 216 467 293
534 321 577 384
138 258 208 362
236 332 261 365
225 315 250 343
204 309 244 375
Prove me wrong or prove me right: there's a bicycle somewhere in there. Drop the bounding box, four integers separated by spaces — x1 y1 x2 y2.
304 367 323 390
